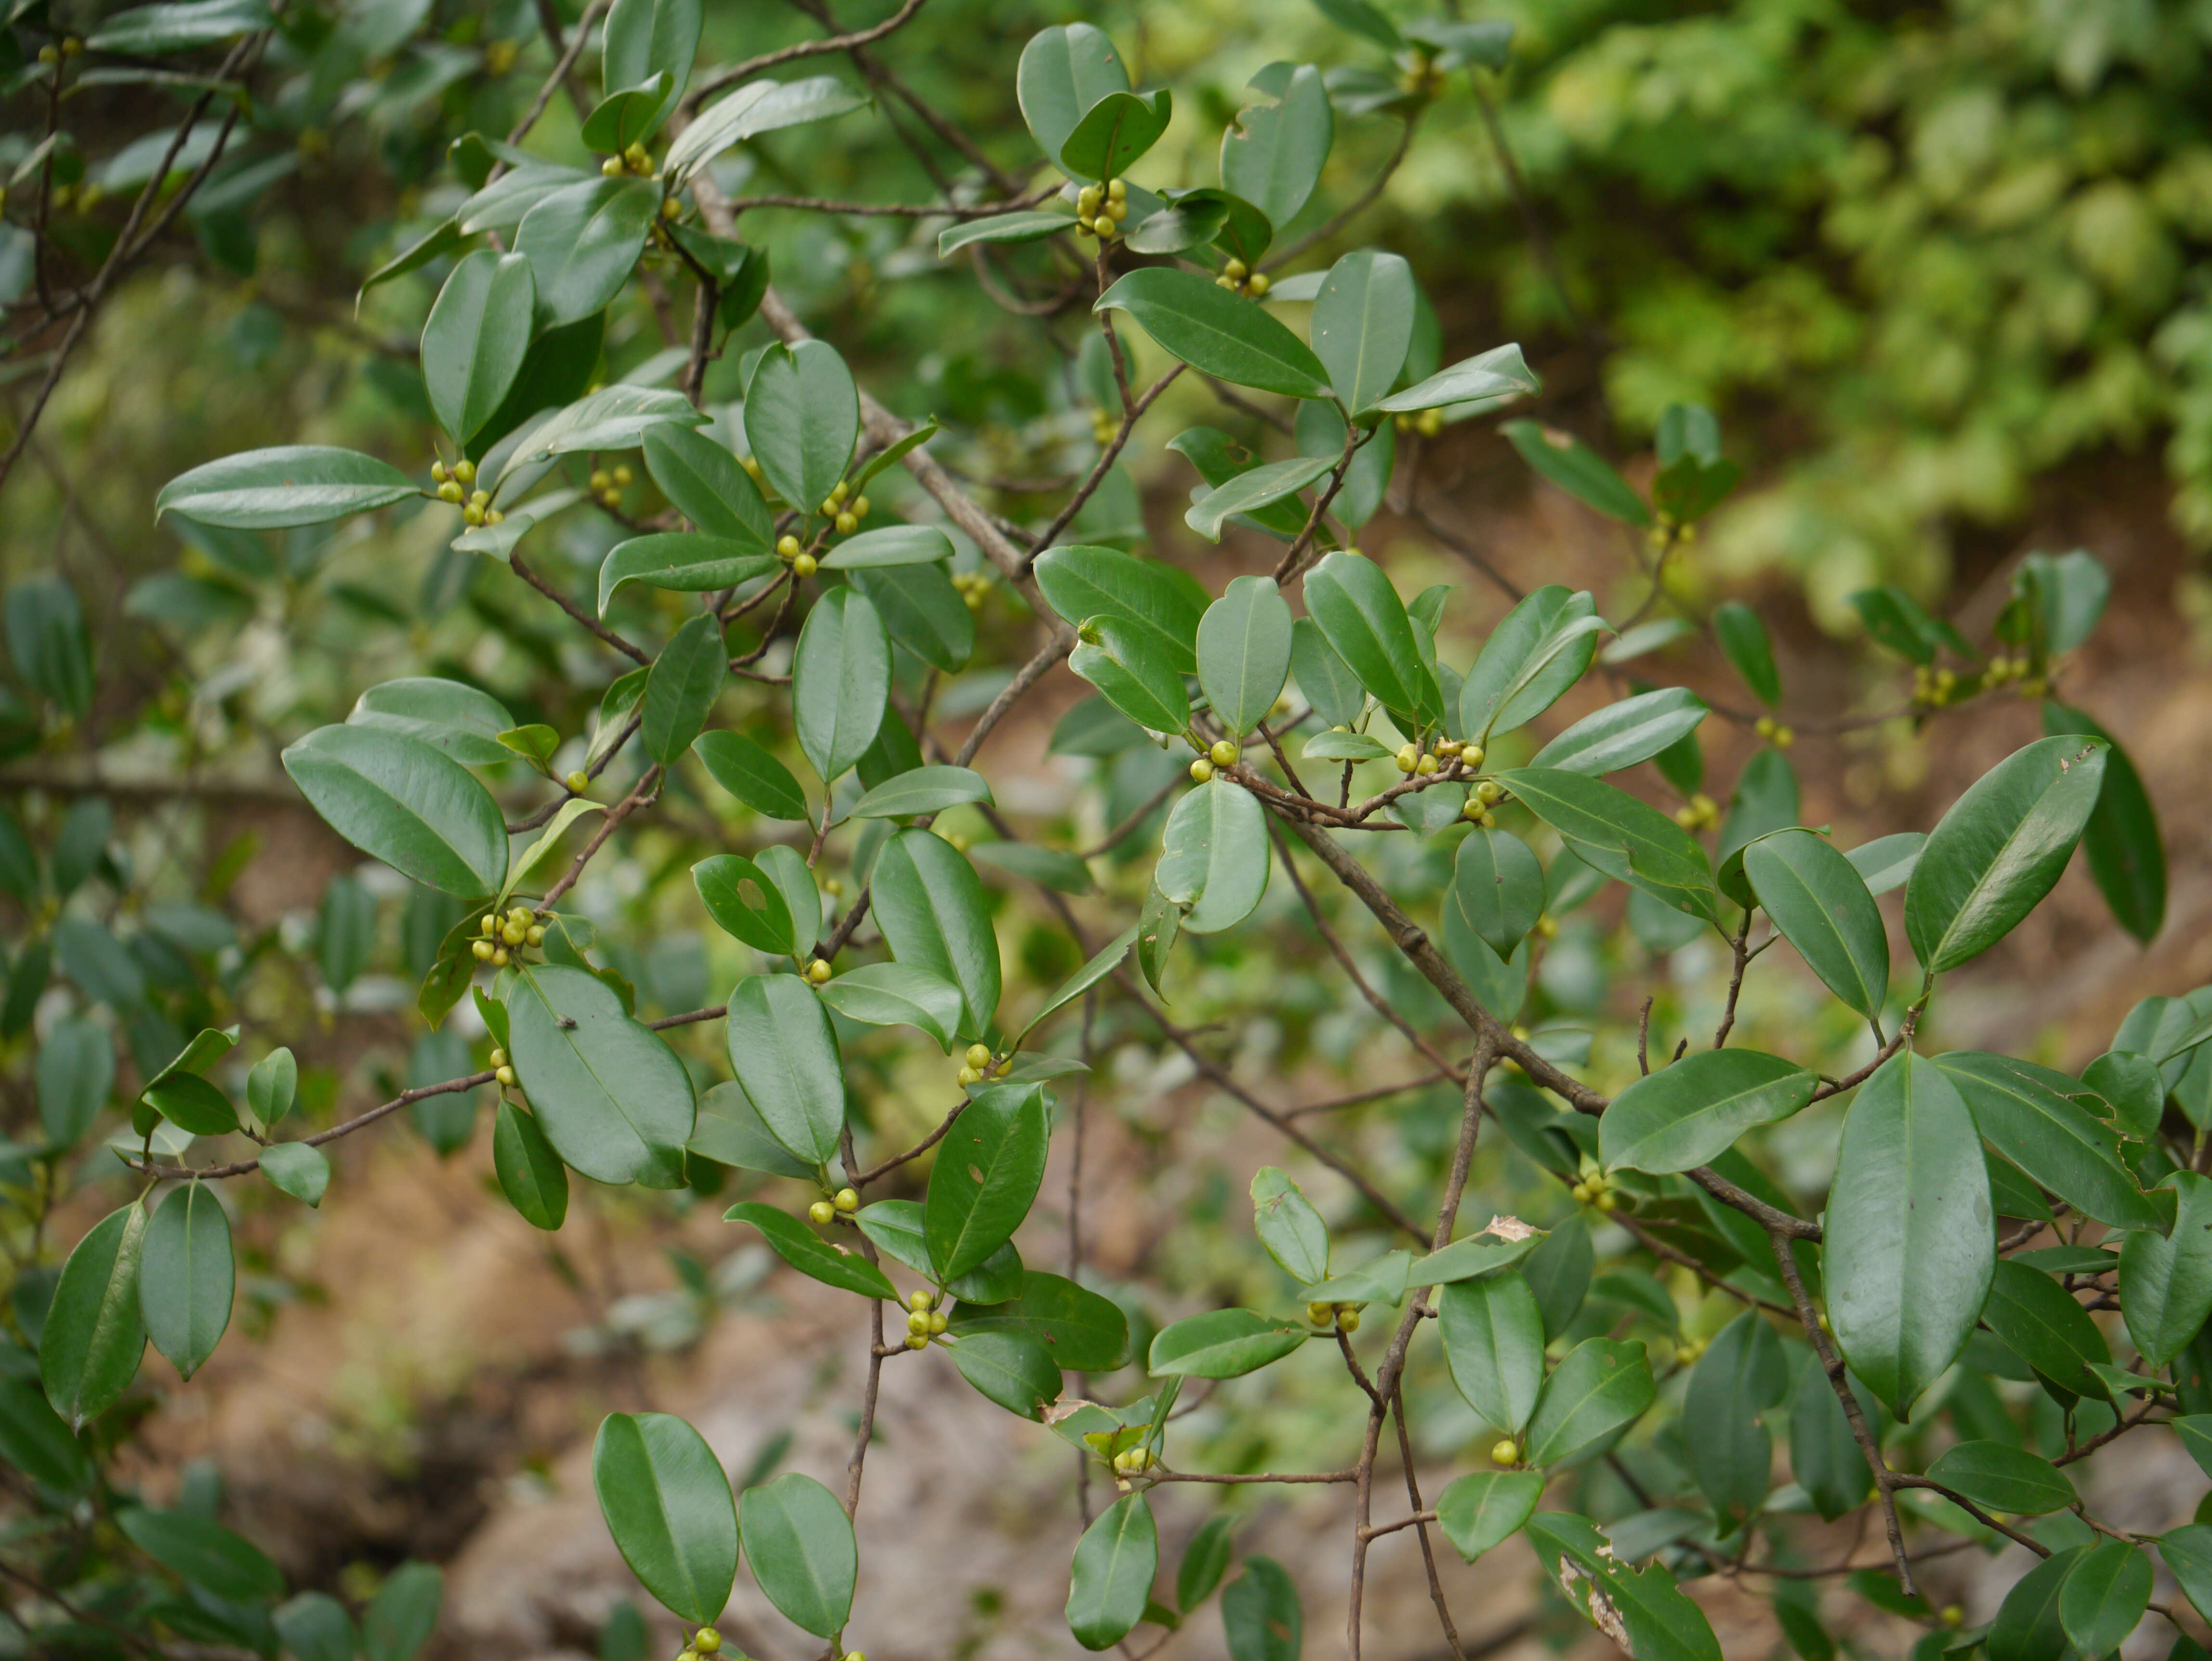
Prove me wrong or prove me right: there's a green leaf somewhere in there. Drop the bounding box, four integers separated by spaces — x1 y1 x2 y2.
850 765 992 819
1434 1470 1541 1563
282 725 507 899
40 1202 147 1426
1302 550 1438 725
1600 1049 1817 1176
640 612 727 766
1185 456 1332 543
500 799 605 910
515 177 660 328
925 1081 1051 1279
724 1202 898 1299
1521 1511 1722 1661
1845 832 1924 897
1825 1051 1991 1420
601 0 700 121
37 1016 112 1147
1034 545 1206 672
692 856 796 955
118 1507 283 1603
2018 549 2111 656
692 730 808 821
509 964 693 1187
744 340 858 519
950 1329 1064 1418
362 1561 442 1661
581 73 677 154
1440 1272 1544 1435
870 828 1002 1038
1176 1516 1234 1613
1501 421 1649 525
739 1471 856 1638
593 1411 737 1625
1935 1051 2163 1234
1531 688 1707 777
1988 1544 2087 1661
1462 586 1602 742
1494 767 1720 924
1372 344 1539 414
349 677 516 768
1310 0 1402 50
1169 426 1310 540
1525 1337 1656 1465
643 424 774 547
1156 778 1270 935
1251 1166 1329 1284
948 1270 1129 1371
1148 1308 1306 1378
140 1183 232 1382
1220 63 1331 228
1095 268 1332 399
493 1102 569 1230
1219 1556 1300 1661
1190 588 1298 747
1741 830 1889 1021
1712 602 1780 707
813 526 948 573
818 963 963 1052
1020 925 1135 1036
1071 622 1190 735
2043 701 2163 943
422 250 534 447
858 1200 1023 1305
259 1141 330 1207
2059 1541 2150 1659
2160 1527 2212 1628
1452 827 1546 958
1311 250 1414 414
2120 1173 2212 1366
603 542 775 620
1067 1494 1157 1650
87 0 272 54
510 384 705 468
1016 23 1132 171
724 973 845 1167
666 77 870 185
1905 734 2109 975
275 1593 356 1661
1981 1257 2108 1399
792 587 890 784
158 446 420 529
689 1082 817 1179
1289 617 1364 728
1923 1440 2075 1516
1408 1227 1543 1286
850 564 973 673
1683 1310 1788 1528
937 210 1074 256
1060 87 1172 179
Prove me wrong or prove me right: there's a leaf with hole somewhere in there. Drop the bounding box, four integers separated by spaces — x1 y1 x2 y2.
924 1081 1050 1279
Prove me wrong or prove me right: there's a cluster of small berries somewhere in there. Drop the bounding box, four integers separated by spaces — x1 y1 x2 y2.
1391 409 1445 437
1645 516 1699 551
1569 1169 1619 1213
601 141 654 178
807 1186 860 1226
487 1046 517 1090
1461 771 1505 829
1911 665 1961 707
588 463 632 511
951 569 990 612
817 479 869 533
902 1288 948 1350
1211 257 1269 297
34 37 83 65
1672 1333 1709 1367
1752 714 1797 747
956 1041 1011 1088
672 1627 730 1661
1110 1443 1156 1475
1188 738 1240 783
773 533 819 578
1672 792 1720 832
1088 407 1119 446
1073 179 1128 240
1306 1300 1363 1333
432 459 507 527
471 905 545 967
1396 736 1480 778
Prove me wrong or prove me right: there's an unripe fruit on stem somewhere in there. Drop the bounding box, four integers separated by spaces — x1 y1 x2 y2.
792 553 817 578
1395 744 1417 773
622 143 649 171
1414 753 1438 775
1107 199 1127 221
833 1187 859 1212
1209 739 1238 767
1337 1309 1359 1332
853 496 869 517
1188 758 1214 783
526 925 544 945
1224 258 1247 281
1463 744 1485 770
1474 779 1502 805
956 1066 980 1086
1307 1301 1334 1326
661 198 680 218
908 1289 933 1313
601 156 623 176
438 480 464 503
928 1311 947 1333
495 1066 516 1086
1078 186 1101 214
905 1333 927 1350
1246 271 1269 297
431 461 449 483
1106 179 1126 200
805 957 832 985
965 1042 992 1070
468 488 487 508
473 940 495 961
463 505 485 527
820 498 839 515
566 770 591 792
908 1310 931 1336
834 511 858 534
613 465 632 487
809 1200 837 1226
589 469 610 491
777 534 801 557
453 459 475 484
695 1632 722 1655
489 1048 506 1068
1491 1440 1519 1465
491 948 510 967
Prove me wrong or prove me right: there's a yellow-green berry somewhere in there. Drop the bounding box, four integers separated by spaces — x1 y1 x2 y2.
792 552 817 578
833 1186 859 1213
1492 1439 1519 1465
805 957 832 985
566 769 591 792
1209 739 1238 767
1189 757 1215 783
809 1200 837 1226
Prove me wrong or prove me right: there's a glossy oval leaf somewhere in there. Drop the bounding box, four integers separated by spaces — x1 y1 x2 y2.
817 962 963 1053
514 177 660 328
1439 1272 1544 1435
792 587 890 784
599 536 778 615
2119 1172 2212 1366
1095 267 1331 400
40 1202 148 1427
924 1081 1051 1279
1250 1167 1329 1285
1743 829 1889 1022
949 1329 1064 1419
724 973 845 1168
1452 827 1545 958
1016 23 1131 171
1219 63 1331 228
642 612 728 766
422 250 534 447
509 964 694 1188
157 445 420 529
1312 250 1414 414
1066 1493 1157 1651
493 1100 569 1230
1302 550 1437 725
739 1471 856 1638
1601 1049 1817 1176
593 1411 737 1625
1524 1336 1657 1466
1935 1050 2163 1234
1530 687 1708 777
724 1202 898 1300
948 1269 1130 1371
642 423 774 547
2058 1541 2150 1660
1197 576 1294 736
1034 545 1206 672
1434 1470 1541 1564
693 855 796 954
869 828 1001 1039
851 765 993 819
743 340 859 517
1922 1439 2075 1516
1148 1308 1306 1378
139 1182 232 1382
692 730 809 821
1156 778 1269 935
1461 586 1604 743
281 725 507 899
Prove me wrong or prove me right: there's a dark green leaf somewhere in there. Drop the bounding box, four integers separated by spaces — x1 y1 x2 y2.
1435 1470 1542 1563
2044 701 2164 943
282 725 507 898
1462 586 1602 741
1988 1544 2087 1661
259 1141 329 1206
850 564 973 672
1440 1272 1543 1435
724 1202 898 1299
1522 1511 1722 1661
2059 1542 2150 1659
2120 1172 2212 1366
1923 1440 2075 1516
792 587 890 783
1531 688 1707 777
494 1101 569 1230
1148 1308 1306 1378
692 855 796 955
1176 1516 1234 1612
1311 250 1414 414
422 250 534 446
818 963 962 1052
1683 1310 1788 1528
1451 827 1545 959
1067 1494 1157 1650
1185 455 1332 543
1034 546 1205 672
1016 23 1132 172
948 1270 1128 1371
1744 830 1889 1022
925 1081 1050 1279
1095 268 1332 399
118 1507 282 1603
1220 64 1331 228
140 1183 231 1381
724 973 845 1168
1373 343 1538 415
1936 1051 2163 1233
1905 734 2109 975
1502 422 1649 525
88 0 271 53
1060 88 1172 179
1982 1257 2109 1399
1525 1337 1656 1465
870 828 1001 1039
642 424 774 548
850 765 992 818
1251 1167 1329 1285
937 211 1074 256
665 78 869 185
1712 602 1780 707
593 1411 737 1624
349 677 516 767
692 730 809 821
1494 767 1719 923
509 964 693 1187
158 446 420 529
515 178 660 328
642 612 727 766
1071 621 1190 734
739 1471 855 1637
743 340 858 517
1220 1556 1300 1661
1302 550 1438 725
40 1202 147 1426
601 0 701 123
1156 778 1269 935
362 1561 442 1661
1601 1049 1817 1176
